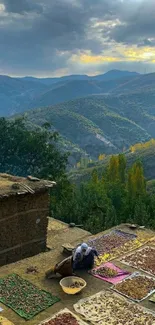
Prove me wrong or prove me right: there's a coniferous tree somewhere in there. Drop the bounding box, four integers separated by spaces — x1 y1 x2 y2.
118 154 126 183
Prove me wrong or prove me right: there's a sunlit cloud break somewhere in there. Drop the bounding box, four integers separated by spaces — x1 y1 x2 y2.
0 0 154 76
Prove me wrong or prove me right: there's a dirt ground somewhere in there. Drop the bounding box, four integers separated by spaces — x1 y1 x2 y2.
0 220 154 325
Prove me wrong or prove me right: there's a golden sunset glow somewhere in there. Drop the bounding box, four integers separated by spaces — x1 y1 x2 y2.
124 47 155 61
70 46 155 68
80 54 121 63
0 0 155 76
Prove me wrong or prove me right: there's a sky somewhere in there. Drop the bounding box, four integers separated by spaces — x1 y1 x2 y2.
0 0 155 77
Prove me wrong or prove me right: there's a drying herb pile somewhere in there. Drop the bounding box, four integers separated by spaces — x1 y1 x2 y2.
69 281 84 289
95 231 153 266
88 231 136 255
92 266 118 278
121 247 155 276
95 239 141 266
0 274 60 320
43 313 80 325
114 274 155 301
74 290 155 325
40 310 87 325
26 266 39 274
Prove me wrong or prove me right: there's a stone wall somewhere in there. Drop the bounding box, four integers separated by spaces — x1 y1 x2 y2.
0 190 49 266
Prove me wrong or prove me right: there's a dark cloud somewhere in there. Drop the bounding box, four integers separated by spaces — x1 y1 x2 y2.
106 0 155 46
2 0 43 14
0 0 154 76
138 39 155 48
0 0 110 75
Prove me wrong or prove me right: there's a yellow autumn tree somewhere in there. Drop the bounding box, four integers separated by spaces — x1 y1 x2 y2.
98 154 106 161
130 139 155 153
77 162 81 168
107 155 119 182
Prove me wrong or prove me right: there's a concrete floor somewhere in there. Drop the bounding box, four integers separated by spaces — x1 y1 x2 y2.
0 220 154 325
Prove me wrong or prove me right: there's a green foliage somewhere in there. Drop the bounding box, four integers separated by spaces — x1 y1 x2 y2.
0 118 68 179
50 177 78 224
147 179 155 195
52 153 155 234
0 117 154 234
69 139 155 184
23 95 152 159
118 154 126 183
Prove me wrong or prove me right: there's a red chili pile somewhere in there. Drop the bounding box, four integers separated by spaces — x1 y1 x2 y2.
43 313 80 325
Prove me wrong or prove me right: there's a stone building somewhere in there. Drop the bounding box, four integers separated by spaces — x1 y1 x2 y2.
0 173 55 266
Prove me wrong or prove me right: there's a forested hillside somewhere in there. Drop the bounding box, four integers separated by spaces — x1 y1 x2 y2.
18 72 155 111
0 75 48 116
2 69 155 176
22 94 153 159
1 118 155 234
51 154 155 233
69 140 155 184
112 73 155 94
0 70 149 117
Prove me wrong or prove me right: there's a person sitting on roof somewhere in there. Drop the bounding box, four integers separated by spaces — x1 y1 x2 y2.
73 243 99 271
45 256 74 279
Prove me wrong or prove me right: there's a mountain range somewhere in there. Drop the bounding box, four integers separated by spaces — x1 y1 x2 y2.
0 70 140 116
1 69 155 165
22 90 155 161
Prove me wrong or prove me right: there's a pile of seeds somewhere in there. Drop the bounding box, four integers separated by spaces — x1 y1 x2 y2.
92 266 118 278
26 266 39 274
114 274 155 301
40 310 87 325
95 239 142 266
43 313 80 325
121 247 155 276
0 274 59 320
74 290 155 325
69 281 84 289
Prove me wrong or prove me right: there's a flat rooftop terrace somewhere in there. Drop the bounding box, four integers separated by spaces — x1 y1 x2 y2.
0 220 155 325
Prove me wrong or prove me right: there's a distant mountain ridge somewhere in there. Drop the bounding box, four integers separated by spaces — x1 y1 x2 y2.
20 70 139 85
1 69 155 166
0 70 141 116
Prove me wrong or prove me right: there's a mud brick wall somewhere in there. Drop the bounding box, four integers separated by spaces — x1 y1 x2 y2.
0 190 49 266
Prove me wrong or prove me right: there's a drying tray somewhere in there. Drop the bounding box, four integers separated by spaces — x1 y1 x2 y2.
88 229 137 256
112 272 155 302
38 308 89 325
88 229 137 244
120 246 155 277
74 290 155 325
